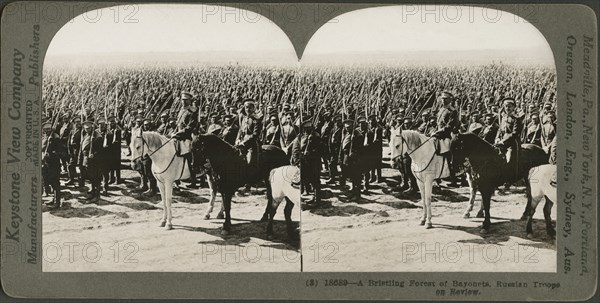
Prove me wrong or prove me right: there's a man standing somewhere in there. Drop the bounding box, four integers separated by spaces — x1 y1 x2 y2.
79 121 103 203
279 110 297 155
291 119 322 204
65 117 83 187
221 114 238 146
368 115 383 183
524 113 542 146
340 119 364 200
42 121 63 208
106 116 123 184
325 115 343 185
480 113 499 145
541 110 556 154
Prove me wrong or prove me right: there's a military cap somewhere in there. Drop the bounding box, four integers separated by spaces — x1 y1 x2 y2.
223 114 234 121
71 116 82 123
543 102 553 108
107 116 116 122
357 117 367 124
502 98 516 106
471 111 480 116
428 116 437 121
97 118 107 125
403 116 413 122
168 116 177 122
243 99 256 107
269 112 278 120
143 118 152 124
160 112 169 118
137 109 144 115
398 108 405 113
391 109 399 113
301 119 314 128
284 110 295 116
334 114 342 121
368 114 377 121
530 113 539 119
42 121 52 130
440 91 454 99
181 92 193 101
484 113 495 119
83 121 94 128
135 115 143 122
343 119 354 126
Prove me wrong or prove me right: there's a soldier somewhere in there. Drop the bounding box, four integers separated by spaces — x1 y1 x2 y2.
97 118 111 194
106 116 123 184
206 114 223 136
221 115 238 145
42 121 63 208
58 114 71 173
419 116 437 136
540 102 553 124
173 92 199 188
432 91 460 187
291 119 321 204
340 119 364 200
65 117 83 187
467 112 484 136
494 97 524 180
165 116 178 138
325 114 343 185
156 112 170 135
79 121 103 203
319 110 333 172
264 112 281 145
540 110 556 154
235 98 263 182
368 115 383 183
524 113 542 146
279 110 297 155
480 113 499 144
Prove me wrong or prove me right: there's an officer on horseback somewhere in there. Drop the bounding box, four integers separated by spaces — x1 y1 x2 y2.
236 98 263 181
494 97 524 179
173 92 199 188
432 91 460 187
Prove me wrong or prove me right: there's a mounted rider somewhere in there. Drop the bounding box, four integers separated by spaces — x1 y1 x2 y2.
173 91 199 188
432 91 460 187
235 98 263 181
494 97 524 179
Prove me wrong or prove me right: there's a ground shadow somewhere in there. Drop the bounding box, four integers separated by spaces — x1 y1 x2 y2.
48 204 129 219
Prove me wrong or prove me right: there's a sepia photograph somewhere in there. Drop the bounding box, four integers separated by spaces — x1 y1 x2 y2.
41 4 302 272
298 6 558 272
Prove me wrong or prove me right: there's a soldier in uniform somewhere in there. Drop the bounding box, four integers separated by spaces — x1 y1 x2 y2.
79 121 103 202
42 121 64 208
206 114 223 136
418 115 437 136
221 115 238 145
540 110 556 154
58 114 71 173
156 112 170 135
340 119 364 200
319 111 333 173
106 116 123 184
173 92 199 188
480 113 499 144
264 112 281 145
359 117 374 192
235 99 263 182
97 118 111 194
432 91 460 187
291 119 322 204
467 112 484 136
368 115 383 183
494 97 524 180
325 115 343 185
279 110 297 155
65 117 83 187
524 113 542 146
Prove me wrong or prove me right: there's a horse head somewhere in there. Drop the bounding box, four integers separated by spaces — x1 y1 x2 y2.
389 127 406 164
129 128 146 169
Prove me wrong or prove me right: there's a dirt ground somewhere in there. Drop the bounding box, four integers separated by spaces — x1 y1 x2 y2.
301 142 557 272
42 150 301 272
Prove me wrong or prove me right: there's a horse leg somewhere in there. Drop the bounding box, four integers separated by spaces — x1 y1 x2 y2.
424 178 433 229
221 193 232 235
203 175 216 220
526 195 539 239
416 179 426 226
165 182 173 230
521 181 532 221
543 196 556 239
266 197 280 240
260 178 273 222
480 187 493 234
284 197 295 239
463 173 477 219
157 182 167 227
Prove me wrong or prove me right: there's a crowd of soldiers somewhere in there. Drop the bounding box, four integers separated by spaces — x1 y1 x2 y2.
42 63 557 208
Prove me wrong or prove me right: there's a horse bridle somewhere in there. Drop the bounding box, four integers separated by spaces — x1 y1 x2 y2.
132 132 178 175
392 132 434 161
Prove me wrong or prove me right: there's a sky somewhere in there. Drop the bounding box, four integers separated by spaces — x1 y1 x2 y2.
46 4 554 65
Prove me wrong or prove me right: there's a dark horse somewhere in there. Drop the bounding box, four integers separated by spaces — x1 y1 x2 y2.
192 134 289 237
450 133 548 234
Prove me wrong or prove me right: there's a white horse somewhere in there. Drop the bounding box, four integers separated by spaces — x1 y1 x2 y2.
130 130 192 230
525 164 556 239
389 129 451 228
266 165 300 240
